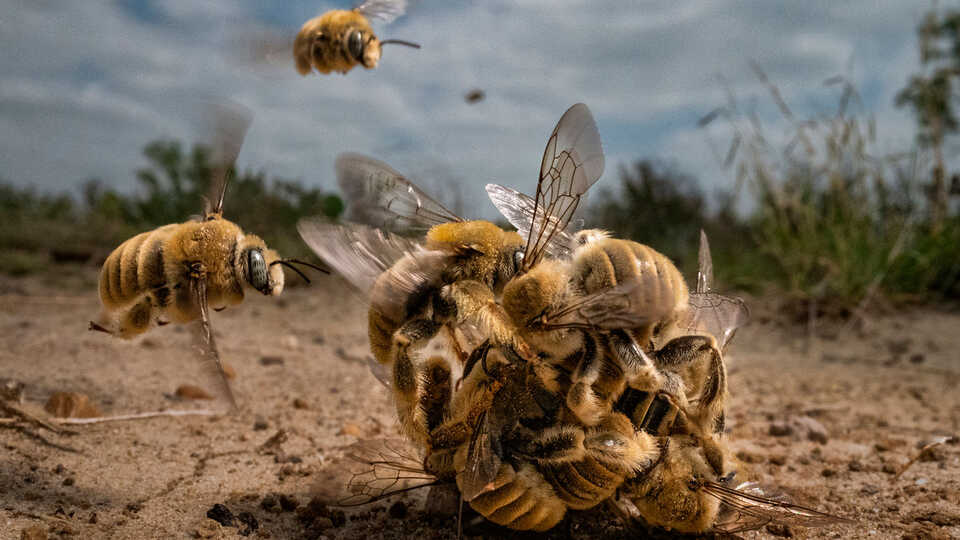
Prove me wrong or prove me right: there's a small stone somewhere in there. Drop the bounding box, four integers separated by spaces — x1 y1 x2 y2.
62 477 75 486
175 385 213 400
768 455 787 466
821 468 836 478
308 517 334 532
292 398 309 410
253 419 269 431
909 353 925 364
339 422 366 438
792 416 829 444
53 464 65 475
88 512 98 524
236 511 259 536
44 392 100 418
312 336 326 345
883 463 898 474
388 501 407 519
848 460 864 472
221 362 236 380
206 503 235 527
278 494 299 512
765 522 793 537
261 494 282 513
260 356 284 366
281 335 300 350
769 422 793 437
860 484 880 495
1 378 26 403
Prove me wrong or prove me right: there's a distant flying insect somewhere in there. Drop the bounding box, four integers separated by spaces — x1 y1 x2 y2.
464 89 485 104
90 104 327 408
294 0 420 75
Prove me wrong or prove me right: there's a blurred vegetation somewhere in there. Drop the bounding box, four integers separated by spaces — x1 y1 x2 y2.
0 140 342 277
4 6 960 315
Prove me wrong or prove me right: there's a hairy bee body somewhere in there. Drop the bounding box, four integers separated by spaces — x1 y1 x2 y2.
96 217 284 338
294 10 380 75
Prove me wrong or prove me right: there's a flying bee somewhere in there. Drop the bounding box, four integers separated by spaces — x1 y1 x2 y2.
90 104 326 408
297 103 605 447
294 0 420 75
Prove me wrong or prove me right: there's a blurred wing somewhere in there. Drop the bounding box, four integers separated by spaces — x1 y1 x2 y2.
339 438 442 506
459 410 501 502
297 217 450 321
485 183 575 259
704 481 853 534
203 102 253 218
697 229 714 294
523 103 604 268
367 355 392 388
543 267 677 331
190 276 238 411
679 293 749 351
354 0 407 23
337 153 462 234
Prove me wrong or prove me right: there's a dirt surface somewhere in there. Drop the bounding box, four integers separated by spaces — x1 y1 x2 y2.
1 269 958 540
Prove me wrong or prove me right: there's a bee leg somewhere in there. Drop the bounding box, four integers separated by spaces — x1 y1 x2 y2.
440 280 533 361
392 318 443 446
517 424 587 465
88 321 113 334
444 323 469 365
655 335 726 435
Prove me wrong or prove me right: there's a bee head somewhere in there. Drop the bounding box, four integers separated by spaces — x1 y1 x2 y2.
238 235 284 296
347 29 381 68
426 221 522 290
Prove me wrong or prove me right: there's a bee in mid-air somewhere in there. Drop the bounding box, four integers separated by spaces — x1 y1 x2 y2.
90 104 326 407
294 0 420 75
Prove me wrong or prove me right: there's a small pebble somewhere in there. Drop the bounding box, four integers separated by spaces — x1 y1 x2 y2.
769 422 793 437
175 385 213 401
848 460 864 472
765 522 793 537
236 511 258 536
821 468 836 478
62 477 75 487
908 353 925 364
292 398 309 410
253 419 269 431
260 356 284 366
206 503 235 527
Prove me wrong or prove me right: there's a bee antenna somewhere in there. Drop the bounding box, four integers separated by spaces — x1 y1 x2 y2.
269 259 329 284
380 39 421 49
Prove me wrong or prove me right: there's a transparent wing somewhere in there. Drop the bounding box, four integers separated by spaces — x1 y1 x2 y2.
296 217 451 326
522 103 604 269
459 409 501 502
338 439 442 506
679 294 750 351
704 481 853 534
367 355 392 388
337 153 462 234
354 0 407 23
485 183 575 259
680 230 749 351
190 275 238 411
203 102 253 218
696 229 714 294
542 265 677 331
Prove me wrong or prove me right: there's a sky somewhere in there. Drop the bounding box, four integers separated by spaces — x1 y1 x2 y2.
0 1 949 219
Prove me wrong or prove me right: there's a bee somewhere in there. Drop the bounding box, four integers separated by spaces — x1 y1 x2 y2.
89 105 326 407
428 344 658 532
294 0 420 75
298 103 605 447
614 435 852 534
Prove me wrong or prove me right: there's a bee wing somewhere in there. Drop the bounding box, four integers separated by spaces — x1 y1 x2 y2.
337 153 463 235
338 438 442 506
367 355 392 388
189 275 238 411
485 183 575 259
679 293 750 351
203 102 253 218
696 229 714 294
522 103 604 269
354 0 408 23
543 266 677 331
703 481 853 534
459 409 502 502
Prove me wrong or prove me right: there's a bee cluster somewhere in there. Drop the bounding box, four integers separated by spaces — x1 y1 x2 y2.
298 104 846 535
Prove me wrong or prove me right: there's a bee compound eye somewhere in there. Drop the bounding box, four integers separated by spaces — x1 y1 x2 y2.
348 30 364 60
247 249 270 293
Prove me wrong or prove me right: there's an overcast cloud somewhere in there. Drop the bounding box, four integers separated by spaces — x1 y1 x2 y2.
0 1 943 218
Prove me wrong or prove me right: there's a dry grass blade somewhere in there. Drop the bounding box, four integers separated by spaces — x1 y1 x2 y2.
53 409 221 424
892 436 955 481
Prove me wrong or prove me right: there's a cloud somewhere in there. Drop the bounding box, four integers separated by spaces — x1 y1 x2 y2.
0 0 936 220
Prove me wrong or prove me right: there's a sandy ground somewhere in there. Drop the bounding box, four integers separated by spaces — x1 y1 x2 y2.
1 268 958 540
